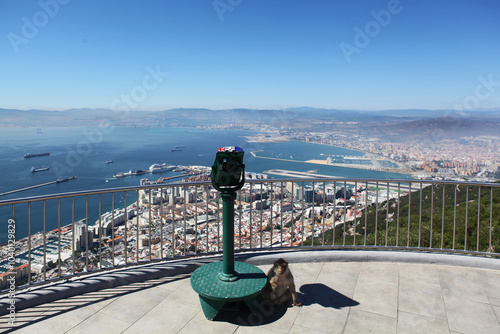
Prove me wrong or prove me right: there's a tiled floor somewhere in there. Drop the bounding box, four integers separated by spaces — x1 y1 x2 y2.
1 260 500 333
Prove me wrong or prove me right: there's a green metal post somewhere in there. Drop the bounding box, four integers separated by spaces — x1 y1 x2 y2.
218 191 238 281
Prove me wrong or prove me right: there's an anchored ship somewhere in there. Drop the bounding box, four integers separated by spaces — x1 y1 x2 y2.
24 152 50 159
56 176 77 183
31 166 50 173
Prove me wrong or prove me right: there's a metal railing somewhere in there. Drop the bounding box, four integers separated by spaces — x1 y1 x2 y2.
0 177 499 291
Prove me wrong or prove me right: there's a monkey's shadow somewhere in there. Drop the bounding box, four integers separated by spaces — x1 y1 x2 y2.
213 283 358 326
299 283 359 309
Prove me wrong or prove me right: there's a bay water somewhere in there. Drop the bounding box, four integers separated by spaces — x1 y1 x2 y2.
0 126 412 243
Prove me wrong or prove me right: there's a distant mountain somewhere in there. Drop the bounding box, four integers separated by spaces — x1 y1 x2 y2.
0 107 499 128
386 116 500 138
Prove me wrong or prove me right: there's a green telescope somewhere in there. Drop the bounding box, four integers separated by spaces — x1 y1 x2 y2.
211 146 245 192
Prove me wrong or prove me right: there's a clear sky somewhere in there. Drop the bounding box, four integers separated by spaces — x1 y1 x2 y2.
1 0 499 111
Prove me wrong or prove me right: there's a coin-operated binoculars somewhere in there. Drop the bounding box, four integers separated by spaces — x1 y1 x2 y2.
211 146 245 192
211 146 245 281
190 147 267 320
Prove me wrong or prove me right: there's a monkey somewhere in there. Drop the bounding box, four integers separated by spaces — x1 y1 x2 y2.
262 258 302 306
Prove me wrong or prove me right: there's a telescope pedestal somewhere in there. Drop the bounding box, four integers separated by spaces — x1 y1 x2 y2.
191 191 267 320
191 261 267 320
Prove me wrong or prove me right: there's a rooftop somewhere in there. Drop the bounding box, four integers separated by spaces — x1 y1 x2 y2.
1 250 500 333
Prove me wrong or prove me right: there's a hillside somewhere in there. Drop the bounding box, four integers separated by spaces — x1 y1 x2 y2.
306 183 500 254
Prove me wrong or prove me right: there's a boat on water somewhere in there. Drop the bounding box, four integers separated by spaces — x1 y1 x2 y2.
56 176 77 183
31 166 50 173
113 169 149 178
149 163 175 173
171 148 182 151
24 152 50 159
106 160 113 164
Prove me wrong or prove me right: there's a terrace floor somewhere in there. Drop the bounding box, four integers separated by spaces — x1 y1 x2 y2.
1 250 500 333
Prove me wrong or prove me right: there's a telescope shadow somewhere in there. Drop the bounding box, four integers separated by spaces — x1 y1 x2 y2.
213 299 288 326
213 283 358 326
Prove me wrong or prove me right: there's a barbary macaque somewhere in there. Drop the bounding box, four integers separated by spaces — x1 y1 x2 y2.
262 258 302 306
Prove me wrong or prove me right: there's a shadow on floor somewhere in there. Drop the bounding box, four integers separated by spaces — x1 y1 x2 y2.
213 300 289 326
212 283 359 326
300 283 359 309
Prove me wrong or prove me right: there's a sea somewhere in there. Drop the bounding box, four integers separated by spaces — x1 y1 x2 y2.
0 126 412 244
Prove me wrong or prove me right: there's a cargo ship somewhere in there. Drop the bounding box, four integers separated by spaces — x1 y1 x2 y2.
56 176 77 183
31 166 50 173
24 152 50 159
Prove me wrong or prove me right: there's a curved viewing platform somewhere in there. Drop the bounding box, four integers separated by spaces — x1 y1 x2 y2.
0 177 499 332
1 250 500 333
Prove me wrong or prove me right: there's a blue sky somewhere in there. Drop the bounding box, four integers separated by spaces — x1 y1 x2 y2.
1 0 499 111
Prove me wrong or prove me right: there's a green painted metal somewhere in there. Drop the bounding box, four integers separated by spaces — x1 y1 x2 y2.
190 147 267 320
219 191 237 281
191 261 267 319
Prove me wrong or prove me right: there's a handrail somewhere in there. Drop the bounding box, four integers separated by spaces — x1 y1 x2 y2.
1 177 497 205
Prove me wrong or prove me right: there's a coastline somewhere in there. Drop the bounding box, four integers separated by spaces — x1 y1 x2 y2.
250 151 415 176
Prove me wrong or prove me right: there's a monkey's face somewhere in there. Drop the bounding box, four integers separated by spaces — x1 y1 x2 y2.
276 264 287 276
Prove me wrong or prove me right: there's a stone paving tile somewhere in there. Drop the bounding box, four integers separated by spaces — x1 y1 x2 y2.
48 294 118 321
13 310 83 334
257 304 302 334
154 274 191 292
398 281 447 320
358 262 399 286
397 311 450 334
99 285 172 325
122 298 199 333
399 263 441 288
294 302 349 333
66 312 130 334
343 309 397 334
352 280 398 318
179 310 239 334
438 266 489 304
165 278 201 307
490 297 500 307
288 324 329 334
492 305 500 323
443 296 500 333
235 326 284 334
314 261 361 298
283 262 324 288
476 268 500 300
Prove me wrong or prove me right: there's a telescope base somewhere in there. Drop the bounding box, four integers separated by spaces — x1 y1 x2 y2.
191 261 267 320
